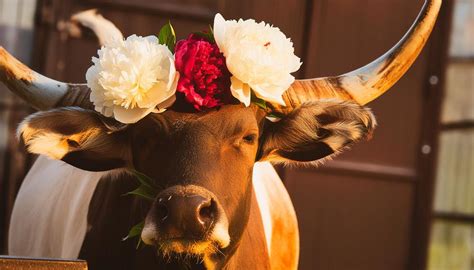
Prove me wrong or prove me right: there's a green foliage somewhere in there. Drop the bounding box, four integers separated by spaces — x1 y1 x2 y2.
250 92 267 111
193 25 215 43
125 185 156 201
122 221 144 249
123 171 159 248
124 169 158 201
158 21 177 52
132 169 157 189
250 91 285 119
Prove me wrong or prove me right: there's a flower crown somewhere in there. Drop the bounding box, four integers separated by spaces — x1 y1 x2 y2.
86 14 301 123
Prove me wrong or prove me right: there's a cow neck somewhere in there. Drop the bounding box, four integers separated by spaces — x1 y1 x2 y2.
216 188 271 270
80 171 271 269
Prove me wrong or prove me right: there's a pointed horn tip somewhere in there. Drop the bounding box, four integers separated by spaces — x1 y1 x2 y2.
0 46 34 82
71 9 99 21
273 0 442 111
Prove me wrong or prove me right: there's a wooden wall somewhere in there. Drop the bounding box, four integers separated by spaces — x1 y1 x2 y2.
0 0 37 254
0 0 451 269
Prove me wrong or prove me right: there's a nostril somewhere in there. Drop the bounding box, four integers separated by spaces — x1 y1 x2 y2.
157 202 168 221
197 199 216 225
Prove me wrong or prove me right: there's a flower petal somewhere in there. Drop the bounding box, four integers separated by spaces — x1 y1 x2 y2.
230 76 251 107
86 34 178 122
155 94 177 113
137 70 178 109
252 84 287 106
213 15 301 107
144 35 159 43
113 105 156 124
213 13 227 54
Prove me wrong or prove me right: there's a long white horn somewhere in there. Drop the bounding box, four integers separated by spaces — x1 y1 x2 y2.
268 0 442 114
0 47 69 110
0 10 126 110
71 9 124 46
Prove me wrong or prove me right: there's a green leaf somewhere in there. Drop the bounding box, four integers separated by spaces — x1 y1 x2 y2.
123 221 145 249
136 237 143 250
193 25 215 43
158 21 176 52
125 184 156 201
250 91 285 120
250 91 267 111
208 24 214 37
122 171 157 249
123 221 144 242
131 169 157 189
192 32 213 43
126 170 159 200
266 111 285 119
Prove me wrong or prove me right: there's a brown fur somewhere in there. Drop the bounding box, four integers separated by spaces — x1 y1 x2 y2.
261 99 376 165
17 100 375 269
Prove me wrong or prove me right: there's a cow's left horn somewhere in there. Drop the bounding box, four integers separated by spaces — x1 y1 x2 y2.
71 9 124 46
268 0 442 114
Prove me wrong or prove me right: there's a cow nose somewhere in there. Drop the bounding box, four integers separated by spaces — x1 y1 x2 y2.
156 193 217 238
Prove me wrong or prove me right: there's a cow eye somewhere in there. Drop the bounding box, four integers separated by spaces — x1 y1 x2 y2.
242 134 257 144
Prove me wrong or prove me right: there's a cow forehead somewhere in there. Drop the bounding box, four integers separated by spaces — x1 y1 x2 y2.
149 104 264 136
131 105 264 172
131 105 262 179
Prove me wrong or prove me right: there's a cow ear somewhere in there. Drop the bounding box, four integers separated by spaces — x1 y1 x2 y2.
18 107 131 171
258 99 376 165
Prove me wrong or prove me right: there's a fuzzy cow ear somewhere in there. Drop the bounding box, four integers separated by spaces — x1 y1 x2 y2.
258 99 376 165
18 107 131 171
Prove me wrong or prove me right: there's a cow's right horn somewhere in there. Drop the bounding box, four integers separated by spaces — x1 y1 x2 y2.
0 48 92 110
267 0 442 115
0 9 123 110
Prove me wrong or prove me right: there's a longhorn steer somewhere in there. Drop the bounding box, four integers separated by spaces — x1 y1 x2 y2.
2 1 440 269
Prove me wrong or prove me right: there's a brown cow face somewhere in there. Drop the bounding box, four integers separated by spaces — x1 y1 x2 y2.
18 99 376 265
131 105 262 260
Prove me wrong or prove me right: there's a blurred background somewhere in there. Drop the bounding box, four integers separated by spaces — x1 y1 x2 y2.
0 0 472 269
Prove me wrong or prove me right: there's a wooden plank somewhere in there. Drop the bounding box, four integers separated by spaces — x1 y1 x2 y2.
0 0 36 254
434 212 474 224
303 0 428 169
0 256 87 270
285 170 414 270
409 1 455 269
219 0 308 71
83 0 217 21
298 160 417 182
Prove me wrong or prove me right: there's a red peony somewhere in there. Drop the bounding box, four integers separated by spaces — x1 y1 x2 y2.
174 34 232 110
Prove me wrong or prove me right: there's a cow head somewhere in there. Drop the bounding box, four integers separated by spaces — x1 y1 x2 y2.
0 0 440 268
16 99 375 265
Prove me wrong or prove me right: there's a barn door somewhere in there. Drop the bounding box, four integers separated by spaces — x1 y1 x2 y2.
0 0 37 253
284 1 450 270
28 0 448 269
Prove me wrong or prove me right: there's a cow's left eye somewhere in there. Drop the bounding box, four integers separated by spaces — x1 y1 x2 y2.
242 134 257 144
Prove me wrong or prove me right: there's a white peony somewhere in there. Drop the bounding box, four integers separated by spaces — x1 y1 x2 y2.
86 35 178 124
213 14 301 107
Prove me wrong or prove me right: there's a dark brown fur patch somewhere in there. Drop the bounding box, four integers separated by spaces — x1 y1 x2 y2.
259 99 376 164
19 107 131 170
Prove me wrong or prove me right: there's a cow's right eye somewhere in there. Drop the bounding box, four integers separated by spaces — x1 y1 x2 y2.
242 134 257 144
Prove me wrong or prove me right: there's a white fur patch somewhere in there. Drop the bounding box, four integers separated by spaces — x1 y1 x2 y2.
252 162 276 255
141 222 158 246
8 156 106 258
20 126 69 159
210 216 230 248
17 115 104 160
253 162 300 269
141 204 230 254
